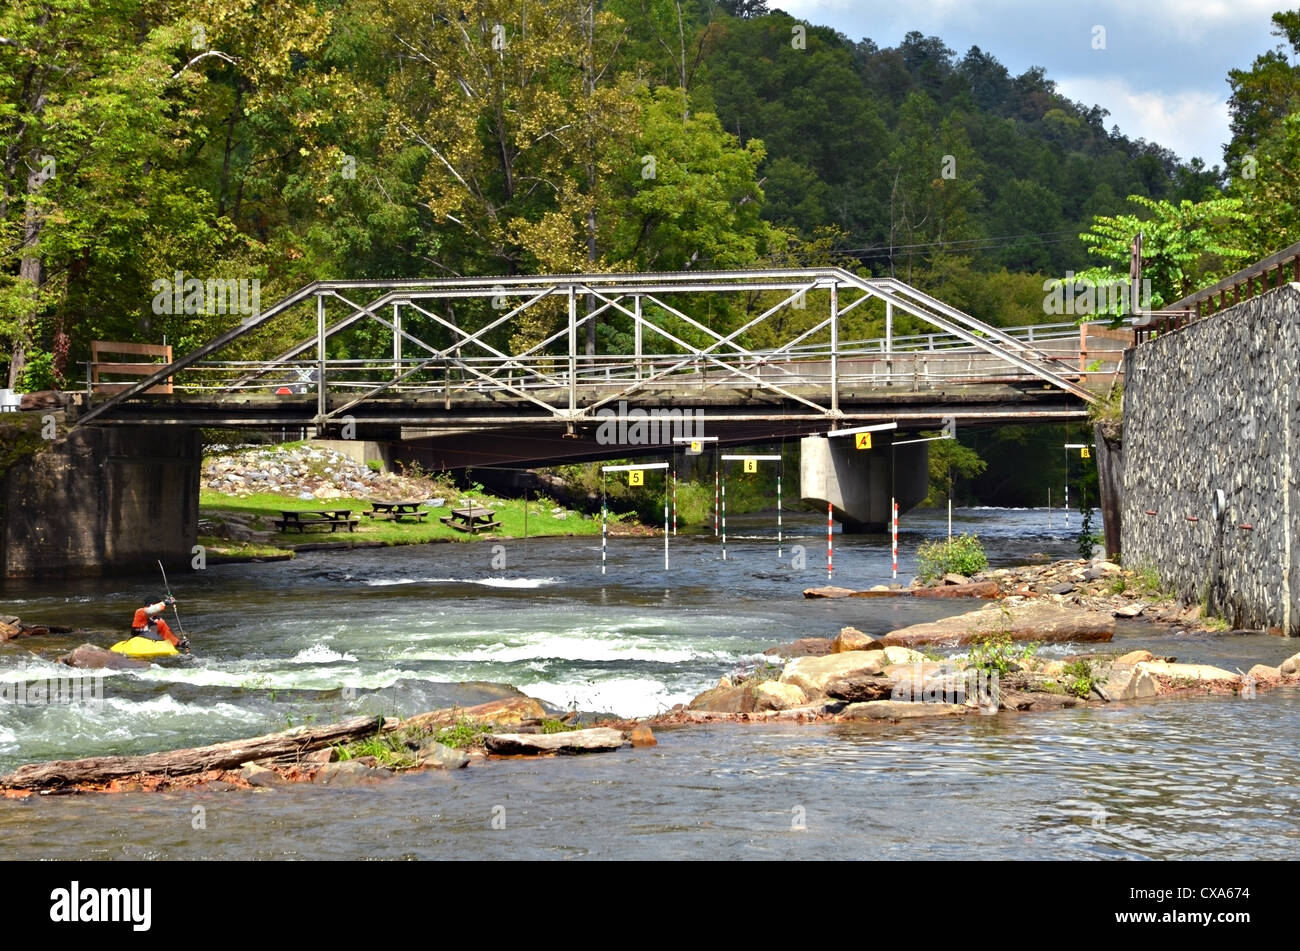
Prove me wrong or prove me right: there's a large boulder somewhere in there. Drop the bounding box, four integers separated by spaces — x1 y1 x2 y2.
841 700 969 720
1097 663 1157 701
762 637 833 658
880 602 1114 648
831 626 879 653
402 696 548 731
824 674 895 703
779 652 886 699
485 728 626 755
687 682 754 713
414 739 469 769
1136 661 1239 684
1280 652 1300 678
57 644 149 671
751 681 808 711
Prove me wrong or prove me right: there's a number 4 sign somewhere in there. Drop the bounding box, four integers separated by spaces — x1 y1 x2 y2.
855 432 872 450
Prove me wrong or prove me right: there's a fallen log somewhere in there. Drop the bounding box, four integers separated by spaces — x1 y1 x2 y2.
0 715 389 790
878 602 1114 648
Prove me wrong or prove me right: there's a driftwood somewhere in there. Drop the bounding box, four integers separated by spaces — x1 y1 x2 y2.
878 602 1114 648
0 715 389 790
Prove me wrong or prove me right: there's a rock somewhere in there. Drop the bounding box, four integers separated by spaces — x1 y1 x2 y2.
841 700 969 720
687 683 753 713
484 728 626 755
832 626 879 653
1040 660 1066 676
302 748 335 764
942 573 970 585
911 581 1001 599
628 724 657 747
313 760 389 785
880 645 927 666
763 637 834 658
414 739 469 769
1115 649 1155 665
802 586 857 599
1137 661 1240 684
238 762 287 787
0 619 21 641
1277 652 1300 676
1245 664 1282 685
880 602 1115 648
751 681 808 711
57 644 150 671
1094 561 1121 574
1097 664 1157 701
1114 603 1146 618
824 673 896 702
780 652 886 698
402 696 549 731
1048 582 1076 595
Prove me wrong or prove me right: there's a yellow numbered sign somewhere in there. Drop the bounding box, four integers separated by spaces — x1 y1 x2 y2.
690 440 703 453
1080 446 1091 459
628 469 644 486
855 432 872 450
744 458 757 473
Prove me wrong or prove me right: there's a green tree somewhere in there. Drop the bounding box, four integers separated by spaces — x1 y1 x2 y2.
923 436 987 507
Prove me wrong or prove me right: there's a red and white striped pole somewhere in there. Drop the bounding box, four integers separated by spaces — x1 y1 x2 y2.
672 469 677 536
827 502 833 581
891 498 898 580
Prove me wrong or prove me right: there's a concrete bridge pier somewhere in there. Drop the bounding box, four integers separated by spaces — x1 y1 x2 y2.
1 421 200 579
799 434 929 533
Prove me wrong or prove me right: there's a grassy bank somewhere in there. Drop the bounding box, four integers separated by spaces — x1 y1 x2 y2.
199 487 611 554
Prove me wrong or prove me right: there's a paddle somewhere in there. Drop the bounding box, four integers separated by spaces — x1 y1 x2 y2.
157 560 192 654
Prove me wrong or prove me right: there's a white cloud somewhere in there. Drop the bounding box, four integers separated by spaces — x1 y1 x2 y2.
1054 76 1230 163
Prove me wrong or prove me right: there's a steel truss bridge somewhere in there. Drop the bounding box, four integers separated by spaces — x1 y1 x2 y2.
75 269 1107 456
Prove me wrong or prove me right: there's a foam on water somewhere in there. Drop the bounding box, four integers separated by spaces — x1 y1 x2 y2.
288 643 357 664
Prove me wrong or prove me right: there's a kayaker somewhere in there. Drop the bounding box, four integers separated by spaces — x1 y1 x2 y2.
131 597 189 651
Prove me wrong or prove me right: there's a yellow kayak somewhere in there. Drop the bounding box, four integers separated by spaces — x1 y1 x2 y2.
109 636 180 659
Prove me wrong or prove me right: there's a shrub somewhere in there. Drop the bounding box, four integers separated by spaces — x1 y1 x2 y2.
366 459 383 472
966 630 1037 676
916 533 988 583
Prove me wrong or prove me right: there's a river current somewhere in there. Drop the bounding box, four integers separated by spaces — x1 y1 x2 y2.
2 507 1297 860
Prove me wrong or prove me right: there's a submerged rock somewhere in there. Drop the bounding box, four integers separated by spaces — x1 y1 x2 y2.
57 644 149 671
762 637 833 658
841 700 969 720
628 724 657 747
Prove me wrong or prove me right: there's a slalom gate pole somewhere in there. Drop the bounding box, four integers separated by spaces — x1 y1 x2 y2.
891 498 898 580
827 503 833 581
601 473 607 575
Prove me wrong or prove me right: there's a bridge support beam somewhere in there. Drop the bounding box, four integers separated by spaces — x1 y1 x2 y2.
1 422 199 578
799 433 928 533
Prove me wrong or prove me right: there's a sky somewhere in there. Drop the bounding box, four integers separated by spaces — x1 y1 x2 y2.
771 0 1292 166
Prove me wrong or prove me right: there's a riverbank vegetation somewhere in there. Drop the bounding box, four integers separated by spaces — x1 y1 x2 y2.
8 1 1297 393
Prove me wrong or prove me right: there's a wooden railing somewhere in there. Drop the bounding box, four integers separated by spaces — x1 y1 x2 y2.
89 341 173 394
1135 241 1300 343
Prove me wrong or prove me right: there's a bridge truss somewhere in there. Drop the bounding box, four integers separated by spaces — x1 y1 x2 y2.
77 268 1097 430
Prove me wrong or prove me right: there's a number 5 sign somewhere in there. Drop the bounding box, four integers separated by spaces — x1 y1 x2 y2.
628 469 644 486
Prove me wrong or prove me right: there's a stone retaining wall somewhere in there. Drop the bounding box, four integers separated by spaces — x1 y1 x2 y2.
1121 283 1300 634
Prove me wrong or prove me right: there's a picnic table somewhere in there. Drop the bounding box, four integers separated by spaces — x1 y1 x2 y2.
274 509 359 533
440 505 501 535
365 500 429 522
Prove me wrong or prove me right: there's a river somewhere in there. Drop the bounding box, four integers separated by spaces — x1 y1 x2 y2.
2 507 1297 859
